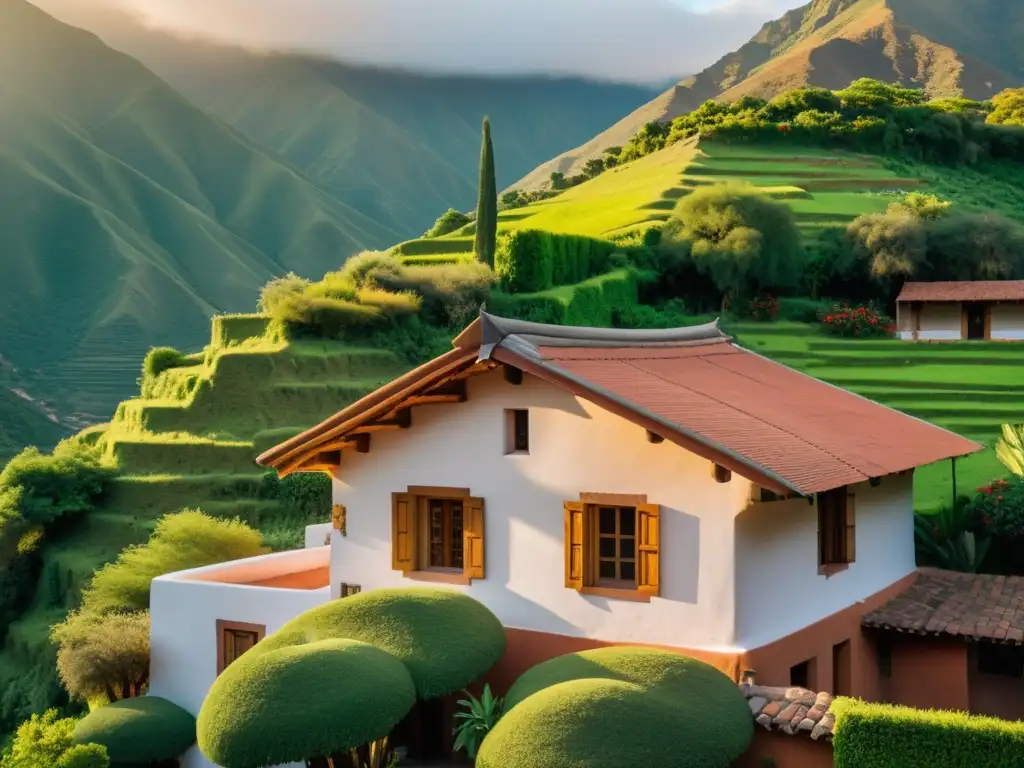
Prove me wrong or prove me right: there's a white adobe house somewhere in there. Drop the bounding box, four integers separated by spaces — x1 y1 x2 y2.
896 280 1024 341
149 313 979 768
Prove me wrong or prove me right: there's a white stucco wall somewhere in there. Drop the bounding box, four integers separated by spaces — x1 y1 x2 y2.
918 302 963 340
733 473 916 649
150 552 331 768
990 304 1024 340
330 368 758 652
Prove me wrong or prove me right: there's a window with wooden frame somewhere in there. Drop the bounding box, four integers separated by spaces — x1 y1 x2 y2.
216 620 265 675
564 495 660 601
504 409 530 454
392 487 485 584
818 487 855 573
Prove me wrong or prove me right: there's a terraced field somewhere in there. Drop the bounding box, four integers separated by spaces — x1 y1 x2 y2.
731 321 1016 512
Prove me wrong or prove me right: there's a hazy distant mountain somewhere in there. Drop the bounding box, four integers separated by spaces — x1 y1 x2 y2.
514 0 1021 189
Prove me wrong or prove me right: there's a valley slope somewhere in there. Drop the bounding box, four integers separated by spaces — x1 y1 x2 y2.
515 0 1023 188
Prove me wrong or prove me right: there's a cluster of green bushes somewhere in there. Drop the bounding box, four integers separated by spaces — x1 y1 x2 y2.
831 697 1024 767
489 270 640 326
422 208 472 238
257 252 494 343
2 708 109 768
493 230 619 292
500 188 560 210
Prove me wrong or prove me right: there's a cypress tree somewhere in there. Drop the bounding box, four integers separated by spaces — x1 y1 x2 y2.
475 116 498 267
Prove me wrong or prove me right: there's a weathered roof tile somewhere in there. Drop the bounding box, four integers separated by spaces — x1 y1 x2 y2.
897 280 1024 303
739 683 835 741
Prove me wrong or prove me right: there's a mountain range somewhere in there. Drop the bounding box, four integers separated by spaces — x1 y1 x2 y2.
0 0 655 459
514 0 1024 189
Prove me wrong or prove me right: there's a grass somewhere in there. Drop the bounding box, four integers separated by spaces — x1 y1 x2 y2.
730 321 1021 512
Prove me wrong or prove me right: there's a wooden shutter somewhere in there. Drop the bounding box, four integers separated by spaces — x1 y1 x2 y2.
331 504 346 533
464 497 486 580
845 491 856 564
637 504 661 597
392 492 417 571
564 502 585 590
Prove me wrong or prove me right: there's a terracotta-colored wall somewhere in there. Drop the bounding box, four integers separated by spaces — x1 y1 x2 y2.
879 636 969 712
741 572 917 701
968 645 1024 721
732 729 833 768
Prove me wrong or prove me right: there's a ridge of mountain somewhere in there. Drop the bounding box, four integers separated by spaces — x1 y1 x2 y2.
512 0 1022 190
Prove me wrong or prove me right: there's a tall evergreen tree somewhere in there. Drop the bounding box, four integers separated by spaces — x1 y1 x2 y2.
475 117 498 267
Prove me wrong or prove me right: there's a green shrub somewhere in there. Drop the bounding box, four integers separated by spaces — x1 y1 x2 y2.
76 510 267 615
198 639 415 768
486 293 564 324
251 587 506 700
477 647 752 768
494 230 554 293
277 295 385 337
257 273 311 317
210 314 273 347
141 347 190 385
393 238 475 257
4 710 109 768
73 696 195 766
260 472 330 522
831 696 1024 767
424 208 472 238
54 611 150 703
777 297 829 322
821 303 895 338
355 287 422 316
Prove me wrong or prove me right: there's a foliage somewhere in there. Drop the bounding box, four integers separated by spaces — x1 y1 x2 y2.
424 208 471 238
494 230 616 294
250 587 506 700
821 304 895 338
986 88 1024 127
75 510 267 615
747 295 779 321
259 472 331 521
776 297 828 322
887 192 951 220
258 272 312 316
53 611 150 703
477 647 752 768
964 476 1024 540
830 696 1024 768
452 684 503 760
197 639 415 768
0 440 112 552
476 117 498 267
499 189 558 211
2 710 109 768
139 348 192 397
72 696 196 765
996 424 1024 477
659 184 805 305
914 502 990 574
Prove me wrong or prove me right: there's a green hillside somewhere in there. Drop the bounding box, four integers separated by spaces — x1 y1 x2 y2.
0 0 406 456
37 1 658 242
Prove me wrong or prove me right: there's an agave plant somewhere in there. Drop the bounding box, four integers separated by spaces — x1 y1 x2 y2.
452 684 503 760
996 424 1024 477
914 504 991 574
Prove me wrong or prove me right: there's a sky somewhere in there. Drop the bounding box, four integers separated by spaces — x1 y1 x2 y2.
37 0 807 84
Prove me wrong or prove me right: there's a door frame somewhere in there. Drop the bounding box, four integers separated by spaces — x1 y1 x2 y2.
961 302 991 341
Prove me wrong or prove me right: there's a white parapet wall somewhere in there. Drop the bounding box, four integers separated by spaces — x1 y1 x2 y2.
149 547 331 768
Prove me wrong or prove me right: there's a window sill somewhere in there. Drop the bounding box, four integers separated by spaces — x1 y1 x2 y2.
580 586 651 603
405 569 471 586
818 563 850 578
504 450 530 457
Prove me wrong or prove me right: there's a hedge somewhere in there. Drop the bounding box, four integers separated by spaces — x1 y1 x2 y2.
247 587 506 700
831 697 1024 768
477 647 752 768
73 696 196 765
210 314 272 347
198 639 415 768
489 270 638 326
391 237 475 257
494 230 616 292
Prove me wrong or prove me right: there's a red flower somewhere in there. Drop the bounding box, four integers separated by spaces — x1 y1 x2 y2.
983 516 993 526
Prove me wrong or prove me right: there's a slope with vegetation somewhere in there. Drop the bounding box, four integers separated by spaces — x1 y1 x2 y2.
514 0 1022 188
0 0 410 454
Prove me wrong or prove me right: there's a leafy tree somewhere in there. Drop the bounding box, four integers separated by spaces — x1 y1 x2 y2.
423 208 471 238
2 710 108 768
582 157 605 178
846 211 927 280
475 117 498 267
659 184 805 308
53 612 150 703
257 272 311 316
74 509 267 615
887 192 951 220
987 88 1024 126
927 212 1024 280
549 172 566 190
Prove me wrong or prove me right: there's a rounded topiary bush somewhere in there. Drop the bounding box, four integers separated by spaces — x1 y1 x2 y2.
73 696 196 766
252 586 507 699
198 639 416 768
477 647 752 768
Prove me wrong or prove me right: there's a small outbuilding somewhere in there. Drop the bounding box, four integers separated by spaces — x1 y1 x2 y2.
896 280 1024 341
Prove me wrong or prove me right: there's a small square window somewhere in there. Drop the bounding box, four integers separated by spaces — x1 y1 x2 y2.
978 643 1024 678
505 409 529 454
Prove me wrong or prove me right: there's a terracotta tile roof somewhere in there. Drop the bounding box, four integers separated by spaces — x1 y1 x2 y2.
897 281 1024 303
741 684 835 740
862 568 1024 644
259 312 982 491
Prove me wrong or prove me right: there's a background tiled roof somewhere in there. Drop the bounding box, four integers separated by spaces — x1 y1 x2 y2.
862 568 1024 643
897 281 1024 303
